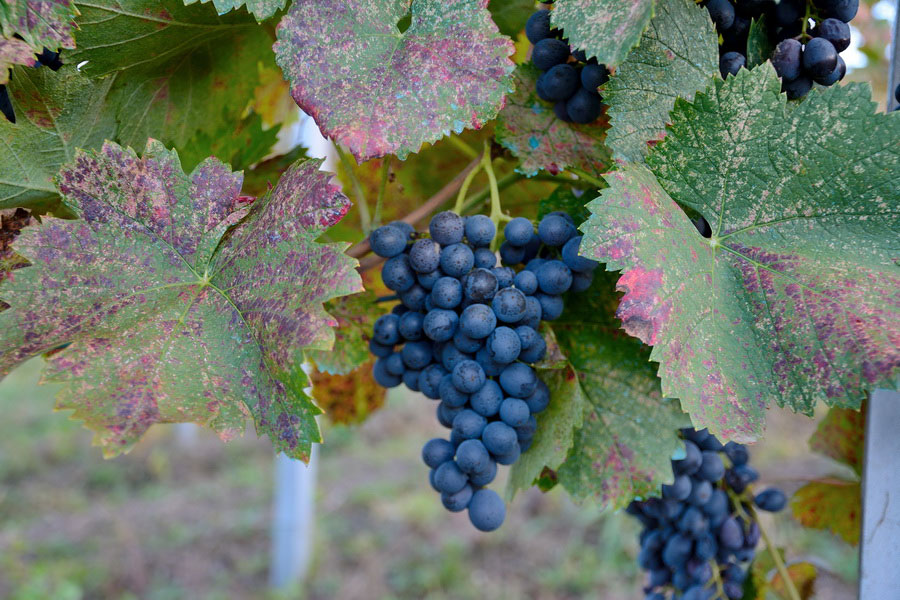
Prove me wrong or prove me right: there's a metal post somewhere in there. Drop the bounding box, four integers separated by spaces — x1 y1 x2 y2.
859 389 900 598
269 445 319 589
888 0 900 111
172 422 198 446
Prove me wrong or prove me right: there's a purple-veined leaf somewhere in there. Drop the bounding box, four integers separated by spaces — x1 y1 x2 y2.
551 0 655 66
495 64 610 177
0 38 36 83
273 0 515 162
0 140 363 460
581 65 900 442
0 0 78 54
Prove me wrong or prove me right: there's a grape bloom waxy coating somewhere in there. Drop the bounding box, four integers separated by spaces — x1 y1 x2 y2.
366 210 596 531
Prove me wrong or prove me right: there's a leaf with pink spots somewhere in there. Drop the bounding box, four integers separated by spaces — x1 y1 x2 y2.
182 0 286 21
550 0 655 66
0 0 78 55
581 65 900 442
273 0 515 162
0 38 36 83
495 64 610 177
0 140 363 460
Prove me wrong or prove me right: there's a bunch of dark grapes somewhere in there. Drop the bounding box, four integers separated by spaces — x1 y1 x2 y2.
525 7 609 124
705 0 856 99
366 210 597 531
627 428 788 600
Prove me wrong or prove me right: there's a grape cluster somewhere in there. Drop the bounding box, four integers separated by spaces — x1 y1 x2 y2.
627 428 788 600
525 8 608 124
705 0 856 99
367 210 597 531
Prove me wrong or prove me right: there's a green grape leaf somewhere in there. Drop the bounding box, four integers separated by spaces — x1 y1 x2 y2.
495 64 610 177
0 66 117 214
488 0 533 37
182 0 286 21
0 0 78 54
603 0 719 163
550 0 655 66
274 0 515 162
581 65 900 441
241 146 309 198
0 140 363 460
0 37 36 82
553 271 689 505
307 291 381 376
791 480 861 545
177 111 281 173
746 16 774 68
810 405 865 475
65 0 271 151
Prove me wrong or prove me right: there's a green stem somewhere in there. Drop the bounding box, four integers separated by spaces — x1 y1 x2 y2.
754 505 803 600
454 161 483 213
459 172 524 215
800 1 814 41
447 135 479 159
565 167 606 189
709 560 727 600
480 144 510 243
336 145 371 233
373 157 390 229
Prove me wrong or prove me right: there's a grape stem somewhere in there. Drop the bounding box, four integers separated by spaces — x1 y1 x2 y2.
565 167 606 189
335 144 371 233
454 160 483 213
373 157 391 229
447 134 479 159
481 141 510 246
708 559 727 600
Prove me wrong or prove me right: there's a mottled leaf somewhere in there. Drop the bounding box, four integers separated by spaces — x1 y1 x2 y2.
0 207 32 281
792 480 861 545
810 405 865 475
177 111 281 173
241 146 309 198
182 0 286 21
603 0 719 163
746 16 774 68
582 65 900 441
550 0 655 66
307 291 381 376
65 0 272 151
0 140 363 460
0 0 78 54
488 0 533 37
770 562 817 600
273 0 515 162
311 360 386 425
0 66 116 213
553 270 689 505
252 63 299 130
0 37 35 83
495 63 610 177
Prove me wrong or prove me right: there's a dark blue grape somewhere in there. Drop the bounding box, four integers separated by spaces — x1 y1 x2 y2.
431 276 462 309
537 64 580 101
428 468 440 492
459 303 497 339
678 506 708 537
513 270 538 295
418 364 447 399
384 353 405 376
500 241 527 265
441 483 473 512
535 293 564 320
470 379 503 417
720 51 746 78
409 239 441 273
687 478 713 506
524 379 550 414
554 99 572 122
370 224 408 258
423 308 458 342
417 268 442 290
492 266 515 288
724 464 759 493
475 346 505 377
482 421 518 456
538 214 576 246
439 374 469 408
772 38 802 81
400 340 433 370
722 580 744 600
803 37 838 79
754 488 787 512
566 88 603 124
815 55 845 86
521 296 543 329
453 408 487 441
698 451 725 481
499 398 530 428
382 254 416 291
499 362 537 398
662 533 693 568
452 359 486 393
368 338 394 358
744 521 761 547
456 439 491 474
682 585 713 600
516 414 537 442
469 459 498 487
399 311 425 341
464 268 499 302
373 314 400 345
718 517 744 550
468 488 505 531
814 17 851 51
819 0 858 22
581 64 610 93
434 460 468 494
494 443 521 465
452 330 482 353
487 326 521 364
437 402 462 428
373 358 402 388
699 434 724 452
514 325 538 350
422 438 455 468
536 260 573 294
561 235 598 272
707 0 736 29
402 369 421 391
782 74 813 99
695 533 718 561
440 343 471 373
400 284 427 311
662 474 692 501
473 247 496 269
532 38 570 70
492 287 527 323
429 211 465 246
525 9 553 44
504 217 534 246
464 214 495 246
570 271 593 292
440 243 475 278
391 303 408 317
723 563 746 583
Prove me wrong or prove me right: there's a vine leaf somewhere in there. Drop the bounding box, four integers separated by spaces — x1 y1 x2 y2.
0 140 363 461
0 38 36 82
770 562 817 600
182 0 286 21
0 0 78 54
488 0 534 37
273 0 515 162
65 0 272 151
809 405 865 475
603 0 718 163
495 64 610 177
581 65 900 442
311 361 386 425
178 111 281 173
791 481 861 545
0 66 117 214
306 291 381 376
550 0 655 66
746 15 774 68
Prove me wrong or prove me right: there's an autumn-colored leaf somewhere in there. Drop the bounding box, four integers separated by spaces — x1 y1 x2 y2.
550 0 655 66
274 0 515 162
809 405 866 475
0 0 78 55
311 361 386 425
791 480 861 545
0 38 36 83
770 562 817 600
0 140 362 461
